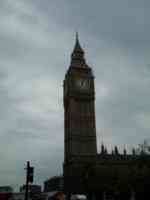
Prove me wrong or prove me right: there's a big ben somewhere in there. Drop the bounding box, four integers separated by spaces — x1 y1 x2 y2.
63 33 97 163
63 34 150 198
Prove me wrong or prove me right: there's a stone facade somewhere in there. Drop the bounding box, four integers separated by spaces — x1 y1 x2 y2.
63 35 150 199
63 33 97 163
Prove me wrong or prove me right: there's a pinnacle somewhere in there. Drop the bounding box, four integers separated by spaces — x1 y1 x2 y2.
70 32 87 67
73 32 84 53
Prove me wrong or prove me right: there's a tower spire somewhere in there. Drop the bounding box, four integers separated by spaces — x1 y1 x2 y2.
76 32 78 43
70 33 87 67
73 32 84 53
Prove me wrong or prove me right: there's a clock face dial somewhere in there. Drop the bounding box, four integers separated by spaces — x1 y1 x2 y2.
76 79 90 90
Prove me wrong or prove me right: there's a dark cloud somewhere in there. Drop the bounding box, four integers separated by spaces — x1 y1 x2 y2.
0 0 149 191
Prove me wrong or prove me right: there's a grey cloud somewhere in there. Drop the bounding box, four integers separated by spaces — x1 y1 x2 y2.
0 0 149 191
96 62 150 148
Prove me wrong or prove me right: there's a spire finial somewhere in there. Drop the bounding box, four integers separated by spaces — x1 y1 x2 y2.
73 32 83 53
76 32 79 43
70 32 87 67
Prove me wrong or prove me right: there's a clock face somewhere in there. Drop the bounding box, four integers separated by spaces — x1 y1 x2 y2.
76 79 90 90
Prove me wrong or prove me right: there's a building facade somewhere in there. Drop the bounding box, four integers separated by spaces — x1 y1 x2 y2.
0 186 13 200
44 176 64 192
63 35 150 200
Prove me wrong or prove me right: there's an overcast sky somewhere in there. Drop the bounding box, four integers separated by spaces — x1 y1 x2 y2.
0 0 150 191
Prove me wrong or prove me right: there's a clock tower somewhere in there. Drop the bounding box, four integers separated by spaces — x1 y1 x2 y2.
64 34 97 163
63 34 150 198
